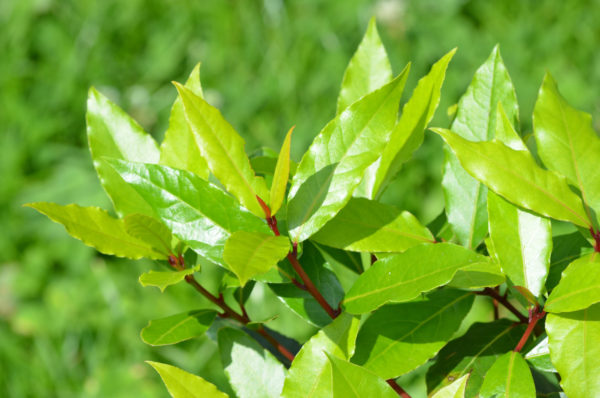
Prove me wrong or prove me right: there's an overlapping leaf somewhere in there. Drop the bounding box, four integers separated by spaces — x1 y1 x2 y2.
344 243 488 314
25 202 163 259
86 87 160 216
124 213 173 256
287 68 409 242
141 310 216 346
147 361 228 398
139 266 199 292
106 159 270 266
442 46 519 248
447 261 505 289
545 253 600 313
175 83 269 217
327 354 397 398
311 197 434 252
479 351 535 398
431 375 469 398
525 336 555 373
270 127 294 216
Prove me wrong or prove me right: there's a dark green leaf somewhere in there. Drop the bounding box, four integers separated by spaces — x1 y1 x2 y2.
525 336 556 373
141 310 216 346
546 231 592 291
479 351 536 398
147 361 228 398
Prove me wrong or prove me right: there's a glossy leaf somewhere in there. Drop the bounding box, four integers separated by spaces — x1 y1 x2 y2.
147 361 228 398
218 328 286 398
141 310 216 346
327 354 397 398
446 261 505 289
534 73 600 216
223 231 290 286
433 128 591 228
479 351 536 398
139 266 199 292
546 303 600 397
525 336 556 373
372 48 456 199
344 243 488 314
311 198 434 252
106 159 270 266
124 213 173 256
287 68 409 242
281 313 360 398
545 253 600 313
352 289 474 379
270 127 294 216
546 231 592 291
25 202 163 259
175 83 269 216
442 46 519 248
160 63 210 179
337 17 392 114
426 320 526 397
86 87 160 216
431 375 469 398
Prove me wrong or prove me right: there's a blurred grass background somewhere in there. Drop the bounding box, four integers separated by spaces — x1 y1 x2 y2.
1 0 599 396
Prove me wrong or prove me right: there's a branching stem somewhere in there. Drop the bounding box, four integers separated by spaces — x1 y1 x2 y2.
514 306 546 352
475 287 528 323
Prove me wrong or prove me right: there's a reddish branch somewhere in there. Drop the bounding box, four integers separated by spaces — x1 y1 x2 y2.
590 227 600 252
386 379 412 398
475 287 528 324
258 196 340 319
514 306 546 352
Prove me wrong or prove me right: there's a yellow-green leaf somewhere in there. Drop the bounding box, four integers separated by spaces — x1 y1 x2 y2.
545 253 600 313
147 361 228 398
270 126 293 216
139 266 200 292
124 213 173 256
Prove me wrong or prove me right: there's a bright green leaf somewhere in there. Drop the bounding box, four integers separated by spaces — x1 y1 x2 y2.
426 320 526 397
141 310 216 346
146 361 228 398
431 374 469 398
479 351 536 398
160 63 210 179
281 313 360 398
311 198 434 252
287 68 410 242
433 128 591 228
546 231 593 291
372 48 455 199
139 266 199 292
546 303 600 397
337 17 392 114
270 126 294 216
124 213 173 256
106 159 270 266
442 46 519 248
175 83 268 217
218 328 286 398
352 289 474 379
447 261 505 289
344 243 488 314
86 87 160 216
545 252 600 313
534 73 600 217
327 354 397 398
223 231 290 286
25 202 163 259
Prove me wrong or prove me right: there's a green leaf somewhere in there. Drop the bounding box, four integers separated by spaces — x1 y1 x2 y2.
479 351 536 398
352 289 474 379
525 336 556 373
327 354 397 398
139 266 199 292
344 243 488 314
146 361 228 398
160 63 210 179
223 231 290 286
545 253 600 313
488 191 552 297
106 159 270 266
311 198 435 252
442 46 519 248
534 73 600 217
281 313 360 398
124 213 173 256
431 375 469 398
25 202 163 259
86 87 160 216
175 83 268 217
372 48 455 199
270 126 294 216
546 303 600 397
426 320 526 397
447 261 505 289
433 128 591 228
546 231 592 291
287 68 410 242
337 17 392 114
141 310 216 346
218 328 286 398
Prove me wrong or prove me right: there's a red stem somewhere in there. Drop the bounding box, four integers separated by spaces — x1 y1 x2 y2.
514 306 546 352
590 227 600 252
476 287 528 323
386 379 411 398
257 326 295 362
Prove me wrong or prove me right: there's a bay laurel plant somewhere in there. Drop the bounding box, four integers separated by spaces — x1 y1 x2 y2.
27 18 600 398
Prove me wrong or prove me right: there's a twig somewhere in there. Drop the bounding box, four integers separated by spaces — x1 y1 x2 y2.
256 325 295 362
476 287 528 323
514 306 546 352
386 379 411 398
